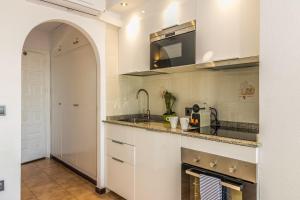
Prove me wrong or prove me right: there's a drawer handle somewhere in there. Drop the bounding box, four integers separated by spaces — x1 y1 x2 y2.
112 140 124 145
112 157 124 163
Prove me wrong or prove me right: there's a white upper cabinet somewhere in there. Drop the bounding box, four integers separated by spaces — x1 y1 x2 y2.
118 0 197 74
118 0 259 74
196 0 259 63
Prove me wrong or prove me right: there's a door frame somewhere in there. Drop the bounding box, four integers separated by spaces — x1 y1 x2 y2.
21 48 51 161
21 19 107 189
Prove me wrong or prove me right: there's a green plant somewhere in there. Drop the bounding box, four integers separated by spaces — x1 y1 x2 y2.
162 90 177 115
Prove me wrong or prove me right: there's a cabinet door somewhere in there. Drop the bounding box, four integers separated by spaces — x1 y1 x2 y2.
51 28 97 179
196 0 240 63
107 156 134 200
135 130 181 200
71 44 97 179
196 0 259 63
239 0 259 58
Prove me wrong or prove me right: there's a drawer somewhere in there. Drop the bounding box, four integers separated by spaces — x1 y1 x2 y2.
181 136 258 163
106 155 134 200
105 124 136 145
107 138 135 165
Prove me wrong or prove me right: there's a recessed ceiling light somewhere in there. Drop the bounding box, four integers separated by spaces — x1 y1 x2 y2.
120 2 128 7
141 10 145 14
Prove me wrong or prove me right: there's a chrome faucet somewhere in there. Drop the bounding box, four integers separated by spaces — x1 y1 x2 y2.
136 89 150 121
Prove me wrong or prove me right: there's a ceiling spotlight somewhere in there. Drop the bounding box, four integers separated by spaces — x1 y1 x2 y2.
141 10 145 14
120 2 128 7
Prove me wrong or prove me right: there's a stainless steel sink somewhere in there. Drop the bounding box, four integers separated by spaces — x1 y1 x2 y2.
117 116 163 124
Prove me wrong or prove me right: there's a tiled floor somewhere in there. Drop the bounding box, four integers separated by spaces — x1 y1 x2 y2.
22 159 124 200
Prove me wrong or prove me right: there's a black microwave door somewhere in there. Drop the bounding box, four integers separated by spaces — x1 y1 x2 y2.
150 31 195 70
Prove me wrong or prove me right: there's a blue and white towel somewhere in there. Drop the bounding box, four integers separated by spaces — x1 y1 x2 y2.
200 174 222 200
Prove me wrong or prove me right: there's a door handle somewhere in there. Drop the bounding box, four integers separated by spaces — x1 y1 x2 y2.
112 157 124 164
185 169 243 191
112 140 124 145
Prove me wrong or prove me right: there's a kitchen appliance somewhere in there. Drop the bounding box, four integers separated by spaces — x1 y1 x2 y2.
188 104 211 129
181 148 257 200
198 126 258 142
150 20 196 70
38 0 104 16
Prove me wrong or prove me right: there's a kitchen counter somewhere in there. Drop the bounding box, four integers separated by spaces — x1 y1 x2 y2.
103 119 260 148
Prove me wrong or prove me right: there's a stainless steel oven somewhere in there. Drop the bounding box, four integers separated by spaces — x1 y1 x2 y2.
181 148 257 200
150 20 196 70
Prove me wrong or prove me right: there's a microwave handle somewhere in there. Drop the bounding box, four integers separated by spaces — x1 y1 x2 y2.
185 169 243 192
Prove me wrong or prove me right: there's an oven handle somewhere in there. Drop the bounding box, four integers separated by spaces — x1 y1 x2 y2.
185 169 243 192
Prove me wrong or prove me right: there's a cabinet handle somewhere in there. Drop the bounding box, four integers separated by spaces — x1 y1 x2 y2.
112 157 124 164
73 104 79 107
112 140 124 145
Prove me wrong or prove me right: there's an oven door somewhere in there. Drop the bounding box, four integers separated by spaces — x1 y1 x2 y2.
150 31 195 70
182 164 256 200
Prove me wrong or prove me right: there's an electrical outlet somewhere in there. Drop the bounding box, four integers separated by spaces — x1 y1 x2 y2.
0 180 4 192
185 107 192 116
0 106 5 116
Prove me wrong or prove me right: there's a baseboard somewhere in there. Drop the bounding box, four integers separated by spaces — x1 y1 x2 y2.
21 157 46 165
50 154 97 185
95 187 106 195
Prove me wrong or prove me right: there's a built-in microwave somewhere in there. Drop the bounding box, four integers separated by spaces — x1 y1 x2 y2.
150 20 196 70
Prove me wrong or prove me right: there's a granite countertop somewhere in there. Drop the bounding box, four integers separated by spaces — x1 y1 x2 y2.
103 119 260 148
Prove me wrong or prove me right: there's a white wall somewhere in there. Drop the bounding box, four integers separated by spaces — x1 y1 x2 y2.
0 1 106 199
260 0 300 199
106 24 143 116
23 29 50 51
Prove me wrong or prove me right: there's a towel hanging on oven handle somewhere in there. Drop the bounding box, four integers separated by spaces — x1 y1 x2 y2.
185 168 243 192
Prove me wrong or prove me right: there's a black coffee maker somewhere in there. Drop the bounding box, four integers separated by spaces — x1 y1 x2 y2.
185 104 220 130
190 104 202 129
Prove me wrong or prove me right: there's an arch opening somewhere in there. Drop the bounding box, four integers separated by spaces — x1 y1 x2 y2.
20 20 101 193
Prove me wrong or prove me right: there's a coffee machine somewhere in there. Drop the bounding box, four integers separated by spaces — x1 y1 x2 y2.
189 104 202 129
185 103 218 130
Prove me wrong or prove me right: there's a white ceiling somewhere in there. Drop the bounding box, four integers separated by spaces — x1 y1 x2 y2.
107 0 145 14
34 22 63 33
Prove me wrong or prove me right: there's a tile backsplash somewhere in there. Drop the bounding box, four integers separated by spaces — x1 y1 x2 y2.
139 67 259 123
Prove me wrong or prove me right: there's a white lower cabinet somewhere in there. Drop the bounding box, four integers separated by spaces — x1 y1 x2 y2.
107 155 134 200
105 124 181 200
135 130 181 200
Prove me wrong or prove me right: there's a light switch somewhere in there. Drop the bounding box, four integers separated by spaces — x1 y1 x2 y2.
0 106 6 116
0 180 4 192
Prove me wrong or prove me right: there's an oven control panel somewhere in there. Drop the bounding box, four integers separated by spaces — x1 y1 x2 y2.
181 148 257 183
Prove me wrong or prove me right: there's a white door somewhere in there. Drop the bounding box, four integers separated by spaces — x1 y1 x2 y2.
51 43 97 179
22 50 49 163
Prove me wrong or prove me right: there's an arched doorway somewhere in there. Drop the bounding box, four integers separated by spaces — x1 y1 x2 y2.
20 20 109 200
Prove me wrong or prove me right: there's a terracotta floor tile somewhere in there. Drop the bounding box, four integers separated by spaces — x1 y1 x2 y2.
21 159 122 200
